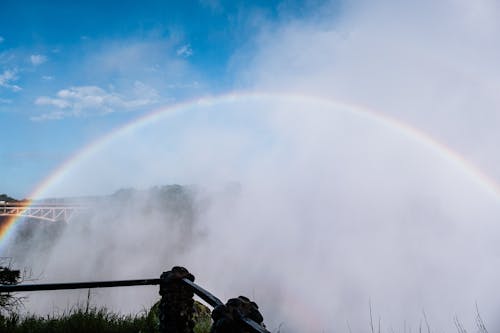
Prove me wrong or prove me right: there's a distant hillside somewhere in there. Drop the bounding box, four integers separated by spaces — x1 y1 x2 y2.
0 194 18 202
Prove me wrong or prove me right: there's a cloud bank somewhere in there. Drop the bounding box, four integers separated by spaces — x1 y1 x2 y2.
32 82 159 120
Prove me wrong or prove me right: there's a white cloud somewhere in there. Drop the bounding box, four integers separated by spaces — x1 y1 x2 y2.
131 80 160 104
0 69 22 91
176 44 193 57
30 110 66 122
30 54 47 66
28 36 205 120
35 96 71 109
33 83 159 120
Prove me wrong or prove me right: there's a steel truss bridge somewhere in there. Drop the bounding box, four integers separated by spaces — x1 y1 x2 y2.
0 203 86 223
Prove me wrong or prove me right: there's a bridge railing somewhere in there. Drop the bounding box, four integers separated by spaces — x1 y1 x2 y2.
0 266 270 333
0 204 87 223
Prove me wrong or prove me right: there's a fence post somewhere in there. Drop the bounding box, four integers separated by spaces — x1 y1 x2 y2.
211 296 266 333
159 266 195 333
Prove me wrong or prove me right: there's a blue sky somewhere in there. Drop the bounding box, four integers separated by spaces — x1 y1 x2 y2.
0 0 334 198
3 0 500 202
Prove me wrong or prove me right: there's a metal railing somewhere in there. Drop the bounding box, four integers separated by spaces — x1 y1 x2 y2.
0 204 85 222
0 266 270 333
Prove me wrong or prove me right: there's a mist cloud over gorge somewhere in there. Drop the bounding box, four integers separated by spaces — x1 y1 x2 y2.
7 184 209 318
9 1 500 332
10 96 500 332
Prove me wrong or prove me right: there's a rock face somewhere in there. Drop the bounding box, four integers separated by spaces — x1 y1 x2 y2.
159 267 196 333
149 300 212 333
211 296 265 333
150 266 265 333
150 296 266 333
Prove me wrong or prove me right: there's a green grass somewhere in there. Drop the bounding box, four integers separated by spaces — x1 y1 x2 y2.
0 306 157 333
0 300 213 333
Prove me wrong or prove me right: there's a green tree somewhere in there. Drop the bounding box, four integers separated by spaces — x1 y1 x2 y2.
0 263 21 313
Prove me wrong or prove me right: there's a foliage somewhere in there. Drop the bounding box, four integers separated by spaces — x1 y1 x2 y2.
0 306 157 333
148 299 212 333
0 300 212 333
0 194 18 202
193 301 212 333
0 262 22 313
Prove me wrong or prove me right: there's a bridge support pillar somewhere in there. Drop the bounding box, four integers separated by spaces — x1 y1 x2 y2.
159 266 195 333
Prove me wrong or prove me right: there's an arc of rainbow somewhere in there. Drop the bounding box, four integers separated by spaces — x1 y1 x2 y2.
1 91 499 249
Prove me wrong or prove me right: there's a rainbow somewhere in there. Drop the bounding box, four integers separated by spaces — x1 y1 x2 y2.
1 91 500 249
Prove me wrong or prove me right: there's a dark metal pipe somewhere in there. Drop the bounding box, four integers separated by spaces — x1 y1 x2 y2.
239 317 271 333
0 278 160 293
181 278 224 308
0 278 225 308
0 276 270 333
181 279 270 333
